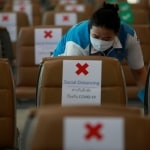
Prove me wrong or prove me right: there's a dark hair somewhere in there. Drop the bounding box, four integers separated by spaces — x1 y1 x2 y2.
89 2 120 33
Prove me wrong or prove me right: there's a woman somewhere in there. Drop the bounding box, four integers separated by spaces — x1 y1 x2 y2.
53 2 147 102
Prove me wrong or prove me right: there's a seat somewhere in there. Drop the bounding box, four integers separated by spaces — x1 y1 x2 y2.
0 58 17 149
22 105 148 150
121 24 150 100
42 11 91 25
15 25 71 100
37 56 127 106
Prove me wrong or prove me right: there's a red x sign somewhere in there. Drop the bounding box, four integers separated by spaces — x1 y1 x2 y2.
85 123 103 140
76 63 89 75
63 15 69 21
2 15 9 21
44 30 53 38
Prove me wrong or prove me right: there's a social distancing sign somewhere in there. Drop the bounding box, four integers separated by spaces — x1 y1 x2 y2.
62 60 102 106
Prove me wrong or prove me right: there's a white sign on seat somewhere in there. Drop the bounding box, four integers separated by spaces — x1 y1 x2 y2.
62 60 102 106
34 28 62 64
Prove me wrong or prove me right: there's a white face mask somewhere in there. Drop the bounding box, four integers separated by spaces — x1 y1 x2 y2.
90 36 114 52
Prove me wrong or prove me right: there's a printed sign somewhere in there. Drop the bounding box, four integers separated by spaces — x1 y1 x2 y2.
62 60 102 106
55 13 77 26
63 117 124 150
0 13 17 42
65 4 85 12
34 28 62 64
13 2 33 25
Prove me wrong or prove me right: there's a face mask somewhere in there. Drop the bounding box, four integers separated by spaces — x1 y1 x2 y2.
90 36 114 52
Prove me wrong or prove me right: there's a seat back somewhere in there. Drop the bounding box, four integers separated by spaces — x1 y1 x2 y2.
15 25 70 100
37 56 127 106
23 105 149 150
0 58 16 148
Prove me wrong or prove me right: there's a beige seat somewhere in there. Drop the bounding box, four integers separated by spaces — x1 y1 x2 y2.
0 59 17 149
22 105 148 150
121 24 150 100
15 25 71 100
42 11 91 25
37 56 127 106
